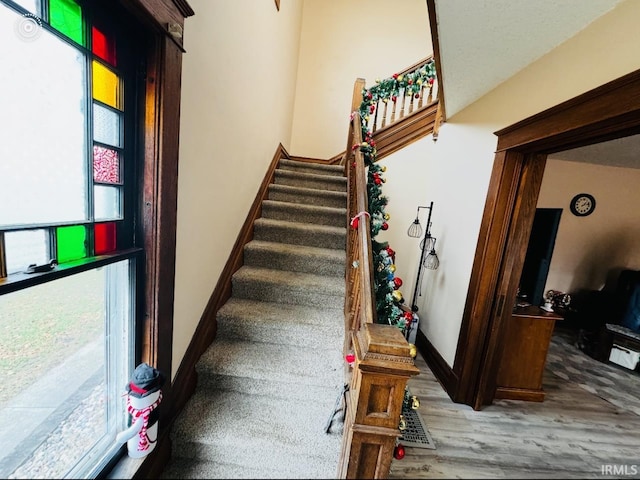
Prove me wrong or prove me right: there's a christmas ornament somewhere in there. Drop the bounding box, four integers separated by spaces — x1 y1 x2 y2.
398 415 407 431
384 213 390 221
408 343 417 358
393 277 403 289
389 264 396 273
411 395 420 410
394 444 405 460
381 222 388 231
345 353 356 364
392 290 403 302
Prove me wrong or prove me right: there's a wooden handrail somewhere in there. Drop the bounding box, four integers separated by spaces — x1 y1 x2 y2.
338 74 420 479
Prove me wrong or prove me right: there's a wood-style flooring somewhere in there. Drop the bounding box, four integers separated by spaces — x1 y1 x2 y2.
389 329 640 479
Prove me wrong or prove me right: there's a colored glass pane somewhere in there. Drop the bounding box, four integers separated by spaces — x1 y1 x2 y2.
56 225 87 263
94 185 121 220
49 0 83 45
92 25 116 66
4 229 49 274
93 146 120 184
94 222 116 254
93 60 121 110
93 103 121 147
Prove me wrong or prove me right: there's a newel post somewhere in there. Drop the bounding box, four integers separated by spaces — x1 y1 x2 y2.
338 323 420 479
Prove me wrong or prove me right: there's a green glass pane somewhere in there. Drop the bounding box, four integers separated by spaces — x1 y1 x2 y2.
49 0 83 45
56 225 87 263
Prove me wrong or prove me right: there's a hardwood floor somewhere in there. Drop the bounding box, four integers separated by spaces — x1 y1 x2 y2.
389 330 640 479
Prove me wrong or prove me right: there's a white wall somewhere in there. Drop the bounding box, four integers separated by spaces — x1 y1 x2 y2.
290 0 432 159
539 159 640 294
172 0 304 379
376 0 640 366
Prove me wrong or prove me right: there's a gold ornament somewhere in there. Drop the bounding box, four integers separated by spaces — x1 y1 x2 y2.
392 290 403 302
408 343 417 358
398 415 407 431
411 396 420 410
381 166 387 172
389 264 396 273
384 213 391 221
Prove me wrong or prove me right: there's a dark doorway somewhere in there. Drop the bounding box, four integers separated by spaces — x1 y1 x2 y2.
518 208 562 307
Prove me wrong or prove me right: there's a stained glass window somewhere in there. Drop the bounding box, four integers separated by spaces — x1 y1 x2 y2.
92 25 116 66
56 225 87 263
49 0 83 45
93 103 121 147
93 146 120 184
94 222 116 254
93 60 121 110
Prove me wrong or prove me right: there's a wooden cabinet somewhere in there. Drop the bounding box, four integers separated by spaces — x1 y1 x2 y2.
495 305 563 402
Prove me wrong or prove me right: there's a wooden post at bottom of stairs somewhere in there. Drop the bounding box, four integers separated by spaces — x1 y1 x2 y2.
338 323 420 479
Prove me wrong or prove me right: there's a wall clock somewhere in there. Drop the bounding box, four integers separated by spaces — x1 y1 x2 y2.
569 193 596 216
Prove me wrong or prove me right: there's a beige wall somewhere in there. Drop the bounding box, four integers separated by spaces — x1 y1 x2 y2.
376 0 640 366
538 159 640 295
290 0 432 159
172 0 304 379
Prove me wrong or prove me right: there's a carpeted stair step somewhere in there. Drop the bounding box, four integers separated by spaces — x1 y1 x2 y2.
274 169 347 192
168 389 341 478
162 456 339 480
278 159 344 177
253 218 345 250
244 240 345 276
231 266 345 308
216 298 342 349
243 240 344 277
261 199 346 227
268 184 347 209
196 337 343 400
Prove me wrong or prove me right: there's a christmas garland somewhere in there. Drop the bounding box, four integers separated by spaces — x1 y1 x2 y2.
351 60 435 333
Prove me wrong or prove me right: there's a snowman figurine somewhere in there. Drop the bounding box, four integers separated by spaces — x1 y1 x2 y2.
116 363 165 458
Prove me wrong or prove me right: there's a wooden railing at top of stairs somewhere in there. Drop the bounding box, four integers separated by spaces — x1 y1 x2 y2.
337 77 420 478
334 56 442 166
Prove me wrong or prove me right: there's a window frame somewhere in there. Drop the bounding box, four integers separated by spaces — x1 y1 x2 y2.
0 0 193 476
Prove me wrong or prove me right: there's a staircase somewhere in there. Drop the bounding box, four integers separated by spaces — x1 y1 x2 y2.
161 159 348 479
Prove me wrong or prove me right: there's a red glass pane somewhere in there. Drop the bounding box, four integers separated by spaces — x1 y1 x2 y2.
93 145 120 183
92 26 116 66
94 222 116 254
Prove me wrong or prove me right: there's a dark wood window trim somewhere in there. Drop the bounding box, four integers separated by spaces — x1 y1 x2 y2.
450 69 640 410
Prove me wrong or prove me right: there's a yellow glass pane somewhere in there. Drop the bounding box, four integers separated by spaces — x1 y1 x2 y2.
92 60 121 110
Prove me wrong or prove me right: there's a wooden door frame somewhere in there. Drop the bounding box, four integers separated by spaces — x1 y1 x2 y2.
452 69 640 409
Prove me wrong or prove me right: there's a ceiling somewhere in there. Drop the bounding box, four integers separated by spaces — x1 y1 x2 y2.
433 0 625 118
432 0 638 169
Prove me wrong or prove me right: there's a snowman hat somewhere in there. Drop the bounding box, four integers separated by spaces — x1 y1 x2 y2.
126 363 165 398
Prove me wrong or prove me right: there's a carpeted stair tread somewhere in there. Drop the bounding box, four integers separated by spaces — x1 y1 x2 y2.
232 266 345 307
261 199 346 227
268 183 347 209
254 217 345 249
217 297 342 339
278 159 344 177
170 389 342 468
243 240 345 276
274 169 347 192
197 337 343 389
161 455 338 480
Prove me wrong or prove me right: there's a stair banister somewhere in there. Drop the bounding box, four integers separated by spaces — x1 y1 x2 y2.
339 77 420 479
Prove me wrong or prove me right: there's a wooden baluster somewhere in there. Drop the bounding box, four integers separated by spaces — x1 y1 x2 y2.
427 83 433 104
390 96 397 123
372 100 380 133
418 84 425 109
409 89 414 114
381 100 388 128
400 88 406 119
